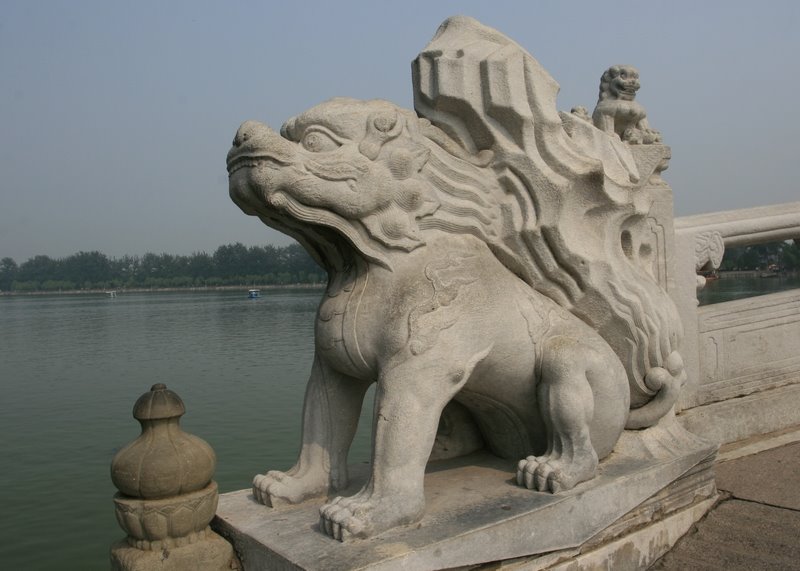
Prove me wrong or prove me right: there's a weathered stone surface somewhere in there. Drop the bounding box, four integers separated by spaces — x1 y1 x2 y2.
717 426 800 462
412 19 684 420
110 384 237 570
716 441 800 510
111 383 216 499
672 201 800 413
524 497 717 571
487 443 717 570
679 369 800 446
213 421 716 570
695 290 800 404
653 432 800 570
111 531 236 571
674 201 800 249
652 499 800 570
226 14 688 543
113 483 219 548
592 65 662 145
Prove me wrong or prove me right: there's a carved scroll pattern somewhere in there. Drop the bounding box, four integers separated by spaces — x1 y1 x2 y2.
694 230 725 272
697 290 800 404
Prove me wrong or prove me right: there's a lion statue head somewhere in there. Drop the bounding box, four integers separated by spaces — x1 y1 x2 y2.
598 64 641 102
227 97 501 271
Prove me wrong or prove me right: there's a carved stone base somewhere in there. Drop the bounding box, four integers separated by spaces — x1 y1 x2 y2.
486 448 718 570
679 383 800 446
110 528 237 571
113 483 220 549
213 419 716 570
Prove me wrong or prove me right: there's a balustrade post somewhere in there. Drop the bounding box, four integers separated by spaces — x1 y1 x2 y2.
110 384 238 570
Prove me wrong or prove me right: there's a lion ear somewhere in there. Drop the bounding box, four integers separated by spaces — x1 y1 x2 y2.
280 117 297 140
359 111 404 160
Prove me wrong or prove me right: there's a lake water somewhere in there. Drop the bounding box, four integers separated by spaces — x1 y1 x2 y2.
2 278 798 570
0 289 374 570
697 274 800 305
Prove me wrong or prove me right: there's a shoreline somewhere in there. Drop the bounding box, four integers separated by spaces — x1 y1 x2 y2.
3 272 798 297
717 270 799 278
0 283 326 297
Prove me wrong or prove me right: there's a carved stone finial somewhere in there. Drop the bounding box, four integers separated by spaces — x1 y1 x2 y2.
694 230 725 290
592 64 662 145
112 383 214 499
110 384 236 570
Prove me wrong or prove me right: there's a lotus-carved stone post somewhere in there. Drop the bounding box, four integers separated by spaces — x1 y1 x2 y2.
110 384 237 570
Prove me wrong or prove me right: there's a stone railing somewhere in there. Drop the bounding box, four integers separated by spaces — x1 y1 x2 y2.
671 201 800 445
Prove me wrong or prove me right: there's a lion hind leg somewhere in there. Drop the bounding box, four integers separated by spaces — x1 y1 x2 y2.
517 335 624 493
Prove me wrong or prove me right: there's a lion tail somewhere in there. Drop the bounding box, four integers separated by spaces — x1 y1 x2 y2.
625 351 686 430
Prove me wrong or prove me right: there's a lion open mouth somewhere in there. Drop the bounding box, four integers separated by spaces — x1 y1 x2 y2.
226 155 286 176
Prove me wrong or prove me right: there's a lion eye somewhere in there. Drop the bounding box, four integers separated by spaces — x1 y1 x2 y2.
301 129 341 153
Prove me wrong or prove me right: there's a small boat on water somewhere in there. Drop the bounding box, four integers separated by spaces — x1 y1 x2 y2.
106 290 117 298
248 289 261 299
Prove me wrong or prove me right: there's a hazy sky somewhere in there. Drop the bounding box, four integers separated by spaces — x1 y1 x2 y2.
2 1 798 262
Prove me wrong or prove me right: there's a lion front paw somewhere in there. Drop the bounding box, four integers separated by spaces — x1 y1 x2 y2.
516 450 598 493
252 469 327 507
318 491 425 541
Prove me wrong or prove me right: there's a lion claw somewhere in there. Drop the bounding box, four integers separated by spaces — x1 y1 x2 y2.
252 469 326 507
517 451 597 493
319 497 364 542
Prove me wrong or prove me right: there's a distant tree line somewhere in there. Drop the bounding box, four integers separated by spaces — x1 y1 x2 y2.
0 243 325 292
4 239 796 292
719 240 800 272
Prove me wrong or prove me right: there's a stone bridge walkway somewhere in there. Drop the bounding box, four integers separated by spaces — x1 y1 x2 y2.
653 432 800 570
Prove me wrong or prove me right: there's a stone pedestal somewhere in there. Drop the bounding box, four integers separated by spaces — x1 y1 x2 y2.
110 384 238 570
110 531 235 571
213 419 716 570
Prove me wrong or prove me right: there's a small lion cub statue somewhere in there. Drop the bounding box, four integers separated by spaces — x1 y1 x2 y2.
592 64 662 144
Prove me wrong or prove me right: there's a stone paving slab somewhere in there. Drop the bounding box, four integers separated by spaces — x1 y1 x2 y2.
654 440 800 570
651 500 800 570
716 441 800 510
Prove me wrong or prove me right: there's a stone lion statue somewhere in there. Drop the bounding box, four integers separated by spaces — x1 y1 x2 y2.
226 16 685 542
592 64 662 144
229 97 633 540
